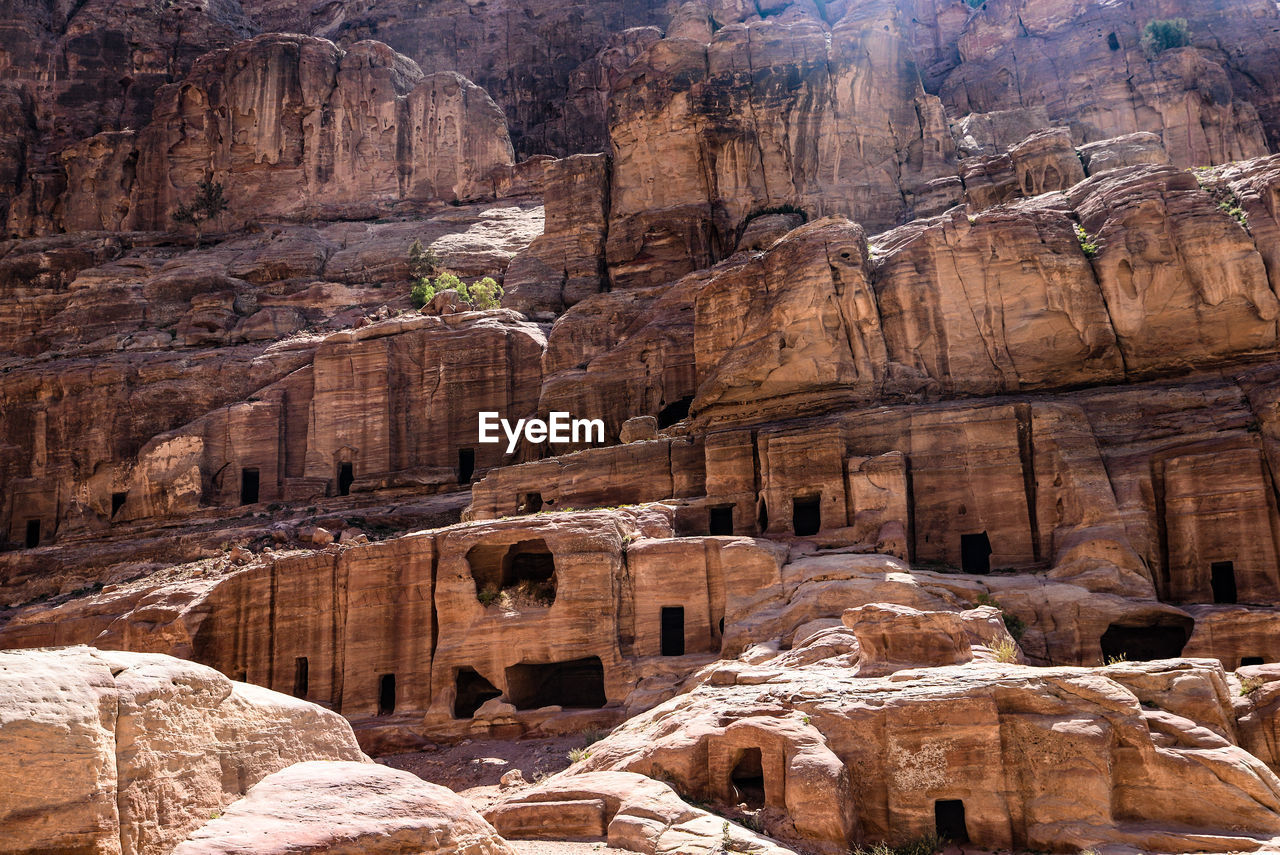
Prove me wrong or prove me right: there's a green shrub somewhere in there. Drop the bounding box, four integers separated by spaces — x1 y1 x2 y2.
1074 223 1099 258
1141 18 1190 58
407 239 440 280
171 179 228 246
1241 675 1266 695
410 279 436 308
434 271 465 294
468 276 504 310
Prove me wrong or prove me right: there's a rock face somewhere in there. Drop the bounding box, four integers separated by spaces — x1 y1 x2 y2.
173 761 515 855
488 771 797 854
571 657 1280 853
0 646 366 855
605 0 959 288
235 0 674 159
129 35 514 231
934 0 1280 166
10 0 1280 851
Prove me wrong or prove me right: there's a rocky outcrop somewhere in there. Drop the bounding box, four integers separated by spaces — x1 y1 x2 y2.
489 771 800 853
572 656 1280 852
935 0 1280 166
128 35 514 232
0 646 366 855
236 0 673 159
0 0 257 236
605 0 959 288
503 154 610 315
173 761 515 855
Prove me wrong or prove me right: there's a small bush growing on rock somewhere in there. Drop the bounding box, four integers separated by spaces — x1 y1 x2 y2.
476 586 501 607
1241 675 1266 695
993 638 1019 663
407 239 440 280
410 279 436 308
171 179 228 247
466 276 504 310
1074 224 1099 258
567 747 592 763
850 833 944 855
1141 18 1191 58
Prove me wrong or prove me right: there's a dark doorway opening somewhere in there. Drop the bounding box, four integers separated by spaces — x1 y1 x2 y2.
661 606 686 656
458 448 475 484
1211 561 1237 604
454 668 501 718
935 799 969 843
293 656 309 698
378 673 396 715
24 519 40 549
758 500 768 532
505 657 607 710
961 531 992 574
517 492 543 514
709 505 734 535
1107 32 1120 50
730 747 766 809
1242 656 1265 666
111 492 127 517
1100 619 1192 661
657 396 693 428
337 462 354 496
467 539 557 606
792 496 821 537
240 467 260 505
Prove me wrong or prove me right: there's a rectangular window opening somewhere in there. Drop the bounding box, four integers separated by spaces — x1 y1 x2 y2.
660 606 686 656
240 467 260 505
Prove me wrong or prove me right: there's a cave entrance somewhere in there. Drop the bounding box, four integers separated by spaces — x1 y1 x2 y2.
454 668 501 718
961 531 992 574
240 467 259 505
758 500 768 532
934 799 969 843
517 492 543 514
292 656 309 699
1242 656 1265 666
23 519 40 549
111 492 127 517
709 504 734 536
657 396 693 428
458 448 475 484
730 747 766 809
661 606 685 656
504 657 606 710
1211 561 1237 604
467 539 557 607
1100 618 1193 661
378 673 396 716
337 461 354 497
792 495 821 537
1107 31 1120 50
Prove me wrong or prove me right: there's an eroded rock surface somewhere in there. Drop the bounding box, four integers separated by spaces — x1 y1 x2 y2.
0 646 366 855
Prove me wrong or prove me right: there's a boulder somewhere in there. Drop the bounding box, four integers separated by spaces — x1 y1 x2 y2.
173 761 515 855
0 646 366 855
